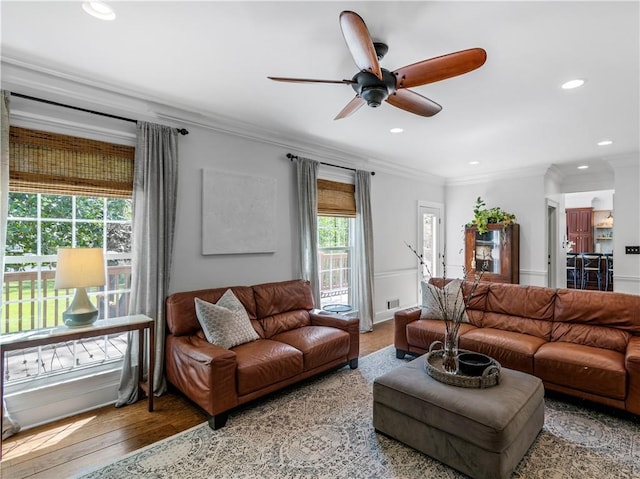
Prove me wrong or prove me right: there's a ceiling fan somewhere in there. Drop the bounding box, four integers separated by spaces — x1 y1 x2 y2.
268 10 487 120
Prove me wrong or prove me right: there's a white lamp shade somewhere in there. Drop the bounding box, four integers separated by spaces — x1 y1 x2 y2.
54 248 106 289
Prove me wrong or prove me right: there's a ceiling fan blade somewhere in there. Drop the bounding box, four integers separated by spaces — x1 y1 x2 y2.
386 89 442 117
268 76 356 85
334 96 366 120
339 11 382 80
393 48 487 89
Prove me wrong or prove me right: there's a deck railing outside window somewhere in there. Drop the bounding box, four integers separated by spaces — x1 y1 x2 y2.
318 249 351 309
1 263 132 384
317 216 354 310
2 192 133 385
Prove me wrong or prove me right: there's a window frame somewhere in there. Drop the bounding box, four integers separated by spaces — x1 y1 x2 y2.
317 215 355 310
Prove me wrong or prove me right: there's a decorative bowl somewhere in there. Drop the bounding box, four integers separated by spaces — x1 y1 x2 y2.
458 352 493 376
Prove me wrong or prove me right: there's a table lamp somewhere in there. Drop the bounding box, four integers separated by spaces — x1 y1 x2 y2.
54 247 106 327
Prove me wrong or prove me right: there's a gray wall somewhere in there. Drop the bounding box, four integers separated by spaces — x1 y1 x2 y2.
169 123 445 321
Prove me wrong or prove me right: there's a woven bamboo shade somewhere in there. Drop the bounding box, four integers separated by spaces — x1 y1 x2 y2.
317 179 356 217
9 126 134 198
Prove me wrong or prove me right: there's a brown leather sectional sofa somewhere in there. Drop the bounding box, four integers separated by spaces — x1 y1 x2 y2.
394 281 640 415
165 279 359 429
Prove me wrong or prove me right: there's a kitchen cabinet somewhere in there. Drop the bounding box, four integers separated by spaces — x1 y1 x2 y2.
566 208 593 253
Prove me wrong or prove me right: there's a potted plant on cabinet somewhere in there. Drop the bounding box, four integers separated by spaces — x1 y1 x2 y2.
466 197 517 235
465 197 520 284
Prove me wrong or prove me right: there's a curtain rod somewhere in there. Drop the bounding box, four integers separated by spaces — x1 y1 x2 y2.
286 153 375 175
10 92 189 136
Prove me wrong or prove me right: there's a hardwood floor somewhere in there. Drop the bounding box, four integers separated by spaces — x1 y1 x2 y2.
1 319 395 479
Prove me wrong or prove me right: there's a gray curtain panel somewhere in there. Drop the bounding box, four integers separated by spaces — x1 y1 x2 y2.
295 157 321 306
355 170 375 332
116 122 178 406
1 90 22 439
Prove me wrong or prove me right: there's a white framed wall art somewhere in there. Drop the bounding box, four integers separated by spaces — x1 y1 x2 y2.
201 168 277 255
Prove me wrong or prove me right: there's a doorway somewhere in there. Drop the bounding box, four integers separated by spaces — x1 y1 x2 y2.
546 200 558 287
417 201 444 279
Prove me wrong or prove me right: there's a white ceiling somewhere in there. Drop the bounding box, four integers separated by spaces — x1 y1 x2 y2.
1 1 639 180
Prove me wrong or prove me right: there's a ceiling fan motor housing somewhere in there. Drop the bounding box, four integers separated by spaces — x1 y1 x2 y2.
352 69 397 107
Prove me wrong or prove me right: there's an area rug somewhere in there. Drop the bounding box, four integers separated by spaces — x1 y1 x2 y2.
75 346 640 478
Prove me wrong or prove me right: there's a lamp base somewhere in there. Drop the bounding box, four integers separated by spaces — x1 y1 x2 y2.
62 287 99 327
63 310 99 328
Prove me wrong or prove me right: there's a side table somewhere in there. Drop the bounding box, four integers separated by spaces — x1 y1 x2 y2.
0 314 154 459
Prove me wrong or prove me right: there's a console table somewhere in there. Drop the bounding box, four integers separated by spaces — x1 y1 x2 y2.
0 314 154 458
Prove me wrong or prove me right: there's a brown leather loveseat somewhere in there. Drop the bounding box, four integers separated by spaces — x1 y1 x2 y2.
165 279 359 429
394 281 640 415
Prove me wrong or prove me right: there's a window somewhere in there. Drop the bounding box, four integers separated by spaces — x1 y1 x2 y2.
318 216 354 309
316 178 356 310
2 127 134 385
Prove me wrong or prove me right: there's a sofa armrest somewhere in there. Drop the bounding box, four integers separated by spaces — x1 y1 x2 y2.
309 310 360 361
309 309 358 330
394 307 421 354
165 334 238 416
625 336 640 415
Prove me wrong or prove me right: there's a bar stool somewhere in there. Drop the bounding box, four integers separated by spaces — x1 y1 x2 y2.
604 253 614 291
566 253 579 288
581 253 603 290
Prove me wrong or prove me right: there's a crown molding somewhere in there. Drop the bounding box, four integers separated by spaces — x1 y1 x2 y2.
545 164 565 184
2 54 446 185
445 163 551 186
604 152 640 169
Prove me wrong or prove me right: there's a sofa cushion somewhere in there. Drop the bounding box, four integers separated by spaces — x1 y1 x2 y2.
460 328 547 374
551 322 631 353
166 285 256 336
253 279 315 319
482 312 553 340
535 342 627 400
554 289 640 335
194 294 259 349
260 310 311 338
271 326 350 370
486 283 556 321
480 283 556 340
420 279 469 322
233 339 304 396
407 319 477 352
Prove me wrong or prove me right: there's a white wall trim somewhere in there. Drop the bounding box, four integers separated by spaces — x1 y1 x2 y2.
612 275 640 294
2 56 445 185
374 268 418 280
10 108 137 145
445 164 551 186
605 153 640 168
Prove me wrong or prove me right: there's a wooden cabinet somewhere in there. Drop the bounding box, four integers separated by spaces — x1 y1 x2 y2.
566 208 593 253
465 224 520 284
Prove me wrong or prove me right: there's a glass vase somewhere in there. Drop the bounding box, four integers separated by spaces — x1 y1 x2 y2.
442 331 459 374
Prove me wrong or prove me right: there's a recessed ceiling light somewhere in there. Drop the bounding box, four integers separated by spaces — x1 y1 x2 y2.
597 139 613 146
577 165 589 170
469 161 480 165
82 1 116 21
561 79 585 90
389 128 403 134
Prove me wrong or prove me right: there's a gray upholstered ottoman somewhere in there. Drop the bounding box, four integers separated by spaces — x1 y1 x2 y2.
373 356 544 479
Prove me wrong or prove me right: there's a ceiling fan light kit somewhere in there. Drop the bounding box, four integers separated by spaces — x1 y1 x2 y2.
268 10 486 120
353 68 396 108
